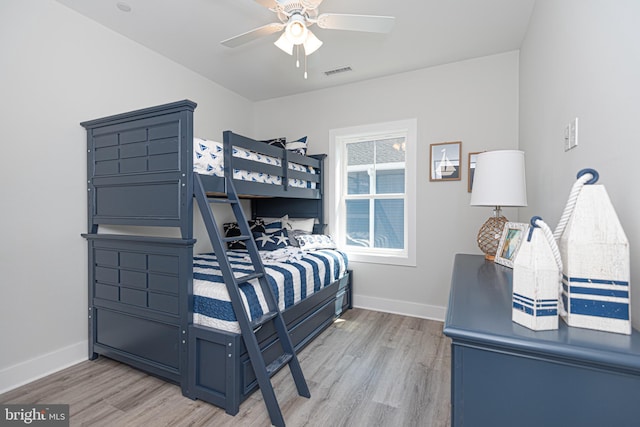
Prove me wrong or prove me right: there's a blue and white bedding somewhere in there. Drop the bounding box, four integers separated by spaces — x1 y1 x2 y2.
193 249 348 333
193 138 316 189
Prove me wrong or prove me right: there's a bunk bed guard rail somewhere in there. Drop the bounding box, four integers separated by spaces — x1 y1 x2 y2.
81 100 324 239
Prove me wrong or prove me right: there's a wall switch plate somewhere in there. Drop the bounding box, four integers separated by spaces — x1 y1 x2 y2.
564 117 578 151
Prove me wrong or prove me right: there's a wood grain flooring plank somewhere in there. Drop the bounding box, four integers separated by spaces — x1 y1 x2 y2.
0 309 451 427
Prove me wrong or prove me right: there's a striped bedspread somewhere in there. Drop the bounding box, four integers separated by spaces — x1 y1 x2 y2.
193 249 348 333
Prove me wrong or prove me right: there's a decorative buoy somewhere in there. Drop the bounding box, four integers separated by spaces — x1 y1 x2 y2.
512 217 560 331
557 169 631 335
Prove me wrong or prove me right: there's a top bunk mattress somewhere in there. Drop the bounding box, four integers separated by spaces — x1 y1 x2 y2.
194 138 316 189
193 248 348 333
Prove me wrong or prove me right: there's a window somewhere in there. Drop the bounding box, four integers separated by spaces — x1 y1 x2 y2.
329 119 417 266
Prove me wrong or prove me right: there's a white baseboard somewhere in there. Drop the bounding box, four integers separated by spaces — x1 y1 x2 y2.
353 294 446 322
0 340 88 395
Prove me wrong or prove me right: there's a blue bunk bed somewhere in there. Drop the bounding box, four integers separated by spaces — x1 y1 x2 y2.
80 100 351 418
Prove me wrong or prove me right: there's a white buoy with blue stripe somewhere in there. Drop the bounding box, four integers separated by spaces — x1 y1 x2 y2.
557 169 631 335
512 216 561 331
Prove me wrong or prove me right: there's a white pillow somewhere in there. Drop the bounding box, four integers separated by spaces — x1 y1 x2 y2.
285 217 315 233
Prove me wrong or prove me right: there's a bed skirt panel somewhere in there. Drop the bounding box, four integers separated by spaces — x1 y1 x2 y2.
188 272 351 414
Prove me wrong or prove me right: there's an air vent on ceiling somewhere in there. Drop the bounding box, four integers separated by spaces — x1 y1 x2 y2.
324 66 353 76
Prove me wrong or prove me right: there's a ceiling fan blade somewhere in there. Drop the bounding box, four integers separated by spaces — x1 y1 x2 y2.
317 13 395 33
221 23 285 48
301 0 324 9
254 0 277 8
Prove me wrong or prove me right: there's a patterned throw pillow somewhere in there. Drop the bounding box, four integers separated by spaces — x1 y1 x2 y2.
286 136 307 155
252 229 290 251
223 219 265 250
263 221 283 233
295 234 336 250
261 137 286 149
288 229 311 247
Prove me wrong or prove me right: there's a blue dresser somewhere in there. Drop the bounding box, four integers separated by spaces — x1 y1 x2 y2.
443 254 640 427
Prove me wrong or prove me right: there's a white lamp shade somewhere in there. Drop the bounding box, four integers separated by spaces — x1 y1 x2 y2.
303 30 323 55
470 150 527 207
274 33 294 55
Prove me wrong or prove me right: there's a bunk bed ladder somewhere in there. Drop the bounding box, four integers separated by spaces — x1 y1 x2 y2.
193 173 310 427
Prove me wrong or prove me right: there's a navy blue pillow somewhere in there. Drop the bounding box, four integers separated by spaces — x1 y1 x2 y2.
286 136 307 155
263 221 282 233
252 229 289 251
224 220 265 250
261 137 286 149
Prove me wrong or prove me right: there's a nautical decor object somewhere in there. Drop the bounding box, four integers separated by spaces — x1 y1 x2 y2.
555 169 631 335
512 217 561 331
470 150 527 260
429 141 461 181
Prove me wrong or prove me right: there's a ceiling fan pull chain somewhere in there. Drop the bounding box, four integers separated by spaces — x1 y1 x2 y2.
304 49 308 79
296 45 300 68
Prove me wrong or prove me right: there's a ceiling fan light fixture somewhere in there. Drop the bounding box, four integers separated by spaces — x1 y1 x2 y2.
285 14 308 45
274 33 294 55
303 30 323 55
221 1 397 82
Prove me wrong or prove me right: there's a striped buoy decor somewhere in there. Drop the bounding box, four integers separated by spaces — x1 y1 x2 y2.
512 217 561 331
557 169 631 335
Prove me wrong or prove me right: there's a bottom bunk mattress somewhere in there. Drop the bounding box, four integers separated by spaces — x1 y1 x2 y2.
193 249 348 333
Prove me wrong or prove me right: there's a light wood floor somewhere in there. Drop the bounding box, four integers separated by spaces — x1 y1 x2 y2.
0 309 451 427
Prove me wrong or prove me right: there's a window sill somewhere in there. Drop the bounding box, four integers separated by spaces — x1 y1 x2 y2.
344 250 416 267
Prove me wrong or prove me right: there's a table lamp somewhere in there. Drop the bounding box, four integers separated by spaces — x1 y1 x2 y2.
470 150 527 260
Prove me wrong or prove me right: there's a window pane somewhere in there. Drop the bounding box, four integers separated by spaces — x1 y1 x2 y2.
346 200 370 247
348 171 370 194
374 199 404 249
347 141 374 166
376 169 405 194
376 138 405 164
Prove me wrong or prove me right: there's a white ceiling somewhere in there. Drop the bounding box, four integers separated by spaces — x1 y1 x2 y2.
55 0 535 101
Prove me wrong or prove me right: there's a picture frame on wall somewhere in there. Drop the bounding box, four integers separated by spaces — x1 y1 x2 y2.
430 141 461 181
495 222 529 268
468 151 483 192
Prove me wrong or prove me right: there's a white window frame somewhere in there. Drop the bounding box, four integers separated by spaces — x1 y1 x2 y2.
329 119 417 266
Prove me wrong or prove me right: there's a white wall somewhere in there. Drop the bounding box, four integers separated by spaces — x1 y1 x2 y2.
13 0 637 396
253 52 520 320
0 0 252 392
519 0 640 329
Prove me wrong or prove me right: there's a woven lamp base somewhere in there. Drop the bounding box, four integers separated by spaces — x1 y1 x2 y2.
477 215 508 260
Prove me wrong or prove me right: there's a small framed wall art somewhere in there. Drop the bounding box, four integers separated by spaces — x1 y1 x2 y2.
495 222 529 268
430 141 461 181
468 151 483 192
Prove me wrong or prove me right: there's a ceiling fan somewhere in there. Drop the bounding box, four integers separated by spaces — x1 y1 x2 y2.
221 0 396 58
